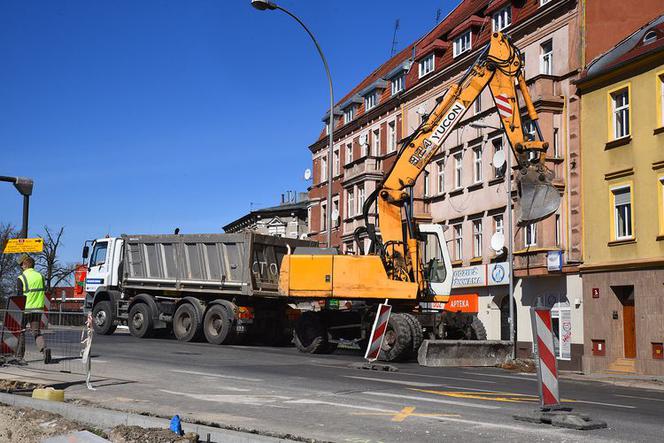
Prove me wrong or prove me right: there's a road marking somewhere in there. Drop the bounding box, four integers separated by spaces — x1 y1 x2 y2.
615 394 664 403
160 390 288 405
363 391 499 410
285 399 395 413
353 406 460 422
394 371 496 384
570 399 635 409
170 369 262 382
344 375 439 387
414 389 538 404
466 372 536 380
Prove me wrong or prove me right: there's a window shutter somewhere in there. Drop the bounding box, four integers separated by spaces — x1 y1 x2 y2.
614 188 630 206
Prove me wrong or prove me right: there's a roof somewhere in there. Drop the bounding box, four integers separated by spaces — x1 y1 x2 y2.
579 14 664 85
222 200 309 232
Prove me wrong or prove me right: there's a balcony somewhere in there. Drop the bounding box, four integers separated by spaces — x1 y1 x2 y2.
343 156 384 184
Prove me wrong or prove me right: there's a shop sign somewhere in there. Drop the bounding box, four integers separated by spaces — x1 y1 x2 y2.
487 262 510 286
443 294 479 313
547 250 563 271
451 265 486 288
559 308 572 360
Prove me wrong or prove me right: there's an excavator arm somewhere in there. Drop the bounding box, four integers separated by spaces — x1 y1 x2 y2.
363 32 561 288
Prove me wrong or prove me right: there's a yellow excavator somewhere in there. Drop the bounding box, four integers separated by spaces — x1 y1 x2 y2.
280 32 561 361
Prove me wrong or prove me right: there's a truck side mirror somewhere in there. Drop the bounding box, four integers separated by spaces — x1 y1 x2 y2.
82 245 89 259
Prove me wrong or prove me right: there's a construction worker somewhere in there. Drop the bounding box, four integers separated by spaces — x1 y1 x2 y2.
15 255 51 364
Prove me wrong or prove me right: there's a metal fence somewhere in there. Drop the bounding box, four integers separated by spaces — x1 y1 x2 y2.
1 307 89 376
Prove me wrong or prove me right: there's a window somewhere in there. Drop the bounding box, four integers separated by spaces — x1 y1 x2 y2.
552 127 560 157
436 160 445 194
357 184 366 214
611 88 630 139
346 189 355 218
419 54 435 78
474 92 481 115
494 215 504 236
492 7 511 32
320 155 328 182
344 106 355 124
612 186 633 240
320 203 327 231
424 170 430 197
325 121 330 135
90 242 108 267
540 0 552 5
307 206 312 231
346 143 353 164
372 129 380 156
332 197 340 227
473 220 483 258
540 40 553 75
365 92 377 111
659 177 664 234
473 146 483 183
525 222 537 247
643 30 657 45
523 120 539 162
391 73 405 95
492 137 506 177
454 152 463 188
333 149 340 176
659 74 664 127
555 214 561 247
454 224 463 261
453 31 472 57
268 223 286 237
388 121 397 153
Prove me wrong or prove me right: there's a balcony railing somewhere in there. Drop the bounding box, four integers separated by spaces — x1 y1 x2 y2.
344 156 384 182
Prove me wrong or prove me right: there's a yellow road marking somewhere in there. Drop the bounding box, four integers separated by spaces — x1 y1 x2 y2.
352 406 460 422
412 389 577 404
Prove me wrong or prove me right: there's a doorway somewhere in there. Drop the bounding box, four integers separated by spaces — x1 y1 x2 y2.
613 285 636 358
499 295 515 341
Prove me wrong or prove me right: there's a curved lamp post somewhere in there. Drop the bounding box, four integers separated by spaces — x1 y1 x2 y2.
470 122 515 359
251 0 335 247
0 176 34 238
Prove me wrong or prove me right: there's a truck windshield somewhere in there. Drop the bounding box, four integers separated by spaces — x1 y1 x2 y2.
420 232 447 284
90 242 108 267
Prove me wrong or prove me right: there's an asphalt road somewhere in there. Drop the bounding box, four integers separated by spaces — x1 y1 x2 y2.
53 330 664 442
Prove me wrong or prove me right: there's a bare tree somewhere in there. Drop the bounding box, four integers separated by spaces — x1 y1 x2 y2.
36 226 77 292
0 223 21 301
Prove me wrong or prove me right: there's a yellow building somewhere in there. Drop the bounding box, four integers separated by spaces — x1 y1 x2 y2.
577 16 664 375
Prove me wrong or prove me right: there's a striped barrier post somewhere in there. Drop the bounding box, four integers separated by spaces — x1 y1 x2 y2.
40 293 51 330
530 307 560 408
364 303 392 362
1 296 25 356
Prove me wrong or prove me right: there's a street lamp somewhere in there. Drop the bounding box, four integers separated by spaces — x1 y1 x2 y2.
469 122 515 359
251 0 335 248
0 176 34 239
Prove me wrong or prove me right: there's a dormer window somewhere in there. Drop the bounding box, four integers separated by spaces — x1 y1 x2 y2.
453 31 472 57
492 7 511 32
391 72 405 95
419 54 435 78
364 91 377 111
344 106 355 124
643 30 657 45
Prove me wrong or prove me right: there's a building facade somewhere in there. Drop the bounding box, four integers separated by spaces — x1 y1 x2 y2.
307 0 586 370
577 16 664 375
223 193 309 239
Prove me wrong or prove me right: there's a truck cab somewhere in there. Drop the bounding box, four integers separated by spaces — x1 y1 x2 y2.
82 237 123 310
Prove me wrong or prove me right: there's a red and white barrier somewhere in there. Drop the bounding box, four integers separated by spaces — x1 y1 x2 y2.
1 296 25 356
530 307 560 408
364 303 392 362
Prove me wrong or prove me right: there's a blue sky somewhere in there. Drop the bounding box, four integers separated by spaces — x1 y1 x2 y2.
0 0 453 263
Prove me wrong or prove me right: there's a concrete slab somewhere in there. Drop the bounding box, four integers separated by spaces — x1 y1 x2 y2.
42 430 110 443
418 340 513 367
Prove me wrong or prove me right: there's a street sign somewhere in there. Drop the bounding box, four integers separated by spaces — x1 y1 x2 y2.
2 237 44 254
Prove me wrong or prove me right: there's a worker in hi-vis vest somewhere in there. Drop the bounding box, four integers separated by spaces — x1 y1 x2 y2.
15 255 52 364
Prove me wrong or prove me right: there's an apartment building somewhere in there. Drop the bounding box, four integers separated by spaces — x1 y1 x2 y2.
308 0 584 369
577 15 664 375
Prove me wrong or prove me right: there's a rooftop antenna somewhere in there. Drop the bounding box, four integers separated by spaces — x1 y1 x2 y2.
390 19 400 57
435 8 442 24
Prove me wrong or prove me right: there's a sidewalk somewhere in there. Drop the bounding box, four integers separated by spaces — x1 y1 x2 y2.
560 371 664 391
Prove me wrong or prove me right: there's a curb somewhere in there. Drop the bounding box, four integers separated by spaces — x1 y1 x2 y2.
0 392 289 443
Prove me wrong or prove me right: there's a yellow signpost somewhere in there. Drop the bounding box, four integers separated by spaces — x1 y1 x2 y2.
2 238 44 254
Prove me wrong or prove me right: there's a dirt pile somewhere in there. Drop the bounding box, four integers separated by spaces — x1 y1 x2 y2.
0 405 89 442
499 358 537 373
109 425 199 443
0 379 44 393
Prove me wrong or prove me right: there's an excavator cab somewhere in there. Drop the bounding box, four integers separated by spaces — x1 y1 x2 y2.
418 223 453 297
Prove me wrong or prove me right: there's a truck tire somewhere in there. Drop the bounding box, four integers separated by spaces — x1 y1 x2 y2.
380 313 413 362
469 315 487 340
293 312 328 354
203 304 236 345
128 303 153 338
402 313 424 357
92 301 117 335
173 303 203 342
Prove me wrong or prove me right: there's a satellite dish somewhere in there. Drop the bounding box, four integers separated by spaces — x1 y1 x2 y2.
490 232 505 252
492 150 506 169
416 104 427 115
303 168 312 180
331 209 339 221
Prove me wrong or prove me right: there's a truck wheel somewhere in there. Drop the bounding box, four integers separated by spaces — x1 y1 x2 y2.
203 304 236 345
469 315 487 340
173 303 203 342
380 313 413 362
128 303 153 338
92 301 117 335
293 312 327 354
402 313 424 357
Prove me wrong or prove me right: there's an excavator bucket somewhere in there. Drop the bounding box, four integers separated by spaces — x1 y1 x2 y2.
517 165 561 224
